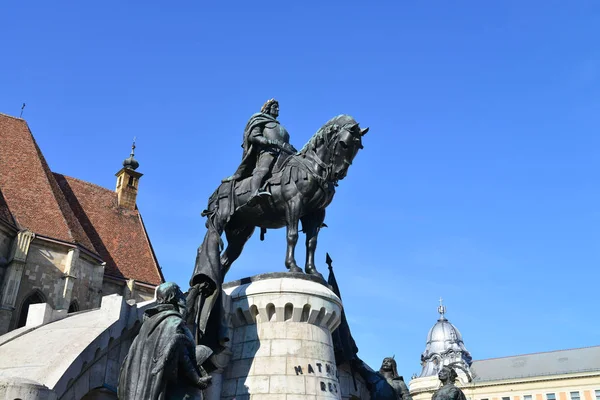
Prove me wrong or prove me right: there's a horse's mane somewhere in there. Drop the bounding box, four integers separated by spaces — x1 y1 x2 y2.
299 114 357 155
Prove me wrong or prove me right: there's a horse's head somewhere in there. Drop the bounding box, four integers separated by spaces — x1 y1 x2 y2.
329 116 368 181
300 114 368 182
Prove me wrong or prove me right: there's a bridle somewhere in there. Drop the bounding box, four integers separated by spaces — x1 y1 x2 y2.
296 123 358 189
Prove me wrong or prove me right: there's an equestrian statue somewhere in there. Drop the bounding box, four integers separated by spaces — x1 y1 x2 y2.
186 99 368 349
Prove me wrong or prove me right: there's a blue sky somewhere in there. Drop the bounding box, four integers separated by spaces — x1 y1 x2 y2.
1 1 599 378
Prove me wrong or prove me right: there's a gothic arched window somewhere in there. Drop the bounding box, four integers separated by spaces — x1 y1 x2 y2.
68 299 80 313
16 290 46 328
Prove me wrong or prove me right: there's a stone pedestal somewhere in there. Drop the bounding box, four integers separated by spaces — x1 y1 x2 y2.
219 274 343 400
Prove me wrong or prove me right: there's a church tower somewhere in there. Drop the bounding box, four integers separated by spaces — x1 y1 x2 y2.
115 141 143 210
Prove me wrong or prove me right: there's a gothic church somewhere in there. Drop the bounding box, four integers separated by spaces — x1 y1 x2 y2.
0 112 164 334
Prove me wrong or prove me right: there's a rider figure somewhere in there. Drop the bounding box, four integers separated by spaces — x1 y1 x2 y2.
223 99 297 205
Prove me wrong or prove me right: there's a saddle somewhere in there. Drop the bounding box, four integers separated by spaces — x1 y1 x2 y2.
272 152 293 175
229 152 294 197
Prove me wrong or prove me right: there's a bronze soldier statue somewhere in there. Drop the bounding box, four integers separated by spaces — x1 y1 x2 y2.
371 357 413 400
431 365 467 400
188 112 367 351
223 98 297 205
118 282 212 400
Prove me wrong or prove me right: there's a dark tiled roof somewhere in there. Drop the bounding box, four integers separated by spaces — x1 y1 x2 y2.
471 345 600 382
0 113 164 285
0 114 93 250
53 174 163 285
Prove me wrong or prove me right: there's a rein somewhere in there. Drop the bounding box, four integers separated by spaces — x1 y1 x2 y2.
294 131 340 190
293 122 357 191
294 152 331 191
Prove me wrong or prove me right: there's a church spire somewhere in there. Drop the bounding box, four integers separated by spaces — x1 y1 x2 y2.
115 139 143 210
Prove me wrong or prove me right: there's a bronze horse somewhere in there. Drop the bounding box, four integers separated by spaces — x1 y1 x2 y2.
188 114 367 342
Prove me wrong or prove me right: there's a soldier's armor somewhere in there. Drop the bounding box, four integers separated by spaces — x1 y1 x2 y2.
261 121 290 148
223 115 292 185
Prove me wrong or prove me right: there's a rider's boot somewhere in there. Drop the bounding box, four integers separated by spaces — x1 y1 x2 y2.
247 190 271 207
247 174 271 207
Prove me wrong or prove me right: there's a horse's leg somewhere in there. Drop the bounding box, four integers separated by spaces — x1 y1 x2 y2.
220 225 255 277
284 195 303 273
302 209 325 279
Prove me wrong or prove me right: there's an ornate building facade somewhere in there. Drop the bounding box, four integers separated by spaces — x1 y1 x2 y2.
0 113 164 334
410 304 600 400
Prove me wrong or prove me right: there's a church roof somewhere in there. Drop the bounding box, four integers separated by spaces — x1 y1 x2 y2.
0 113 94 250
53 174 163 285
0 113 164 285
471 345 600 382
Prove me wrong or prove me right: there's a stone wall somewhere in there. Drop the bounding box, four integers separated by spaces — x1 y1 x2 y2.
69 255 104 310
0 222 15 296
101 277 156 304
10 239 104 330
0 223 153 335
101 279 123 299
337 364 371 400
0 223 14 259
0 294 153 400
19 241 69 310
134 285 155 302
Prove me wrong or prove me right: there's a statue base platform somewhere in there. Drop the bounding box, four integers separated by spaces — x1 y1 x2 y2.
214 272 343 400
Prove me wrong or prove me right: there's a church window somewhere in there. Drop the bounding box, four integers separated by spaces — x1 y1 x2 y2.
16 290 46 328
128 176 134 186
547 394 556 400
68 300 79 313
117 176 122 187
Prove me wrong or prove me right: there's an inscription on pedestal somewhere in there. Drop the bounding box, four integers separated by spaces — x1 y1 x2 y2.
294 361 339 394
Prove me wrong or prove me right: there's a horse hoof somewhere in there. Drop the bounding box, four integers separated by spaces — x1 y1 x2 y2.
288 266 302 273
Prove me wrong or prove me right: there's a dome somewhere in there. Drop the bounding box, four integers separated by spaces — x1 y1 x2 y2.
424 317 465 354
123 155 139 170
419 301 472 378
123 142 139 170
